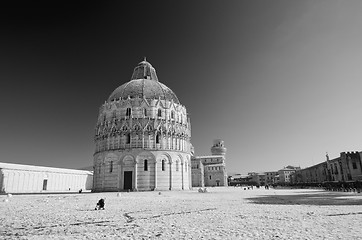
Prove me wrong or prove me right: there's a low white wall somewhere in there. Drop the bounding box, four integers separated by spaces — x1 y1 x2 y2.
0 168 93 193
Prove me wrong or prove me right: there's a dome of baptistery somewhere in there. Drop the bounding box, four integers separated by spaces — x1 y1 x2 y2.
108 60 180 104
93 59 192 192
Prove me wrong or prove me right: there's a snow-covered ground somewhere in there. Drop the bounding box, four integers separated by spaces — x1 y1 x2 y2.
1 187 362 239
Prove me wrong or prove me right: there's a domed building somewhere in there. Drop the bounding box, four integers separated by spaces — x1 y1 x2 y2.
93 60 192 191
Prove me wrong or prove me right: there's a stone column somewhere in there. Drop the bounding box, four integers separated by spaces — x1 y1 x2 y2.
134 161 138 191
161 132 163 149
169 160 173 190
117 164 120 189
189 161 192 190
181 160 184 190
142 132 145 148
123 134 125 149
154 160 158 190
148 134 151 149
117 162 122 190
154 131 157 149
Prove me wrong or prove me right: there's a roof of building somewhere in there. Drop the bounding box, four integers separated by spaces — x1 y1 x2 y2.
229 174 250 179
204 163 225 167
279 165 301 171
108 60 180 104
192 155 225 159
0 162 93 175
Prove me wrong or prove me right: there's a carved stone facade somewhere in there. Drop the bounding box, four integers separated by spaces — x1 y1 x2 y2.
93 60 192 191
191 140 228 187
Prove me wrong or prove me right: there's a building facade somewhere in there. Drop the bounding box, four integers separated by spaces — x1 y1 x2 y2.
248 172 266 186
291 152 362 184
0 162 93 193
93 60 192 191
265 171 278 185
191 140 228 187
277 166 301 184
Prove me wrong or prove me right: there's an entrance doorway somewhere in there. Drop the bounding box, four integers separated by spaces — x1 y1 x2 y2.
216 180 220 186
124 171 133 190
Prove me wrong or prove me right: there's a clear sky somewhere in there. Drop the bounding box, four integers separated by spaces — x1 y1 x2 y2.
1 1 362 174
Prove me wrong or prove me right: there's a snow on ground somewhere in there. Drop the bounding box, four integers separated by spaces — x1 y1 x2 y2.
1 187 362 239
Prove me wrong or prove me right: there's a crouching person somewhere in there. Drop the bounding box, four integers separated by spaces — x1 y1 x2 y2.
95 198 105 210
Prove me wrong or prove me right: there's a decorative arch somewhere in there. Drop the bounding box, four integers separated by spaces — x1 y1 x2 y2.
122 155 136 165
105 153 118 163
177 154 184 165
136 151 156 164
133 123 142 131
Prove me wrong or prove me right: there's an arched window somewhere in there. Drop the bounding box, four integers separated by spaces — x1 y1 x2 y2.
176 160 179 171
158 109 162 117
126 108 131 117
126 133 131 144
144 159 148 171
144 108 147 117
171 111 174 119
156 134 160 144
162 160 165 171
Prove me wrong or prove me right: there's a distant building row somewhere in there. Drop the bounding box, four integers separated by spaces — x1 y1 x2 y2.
228 165 301 186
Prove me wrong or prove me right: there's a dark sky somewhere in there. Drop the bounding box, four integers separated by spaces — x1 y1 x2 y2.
1 1 362 174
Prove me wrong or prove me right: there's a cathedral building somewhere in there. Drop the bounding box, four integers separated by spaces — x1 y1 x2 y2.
191 139 228 187
93 60 192 191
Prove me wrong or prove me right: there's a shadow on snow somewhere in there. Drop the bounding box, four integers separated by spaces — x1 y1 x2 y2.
247 191 362 206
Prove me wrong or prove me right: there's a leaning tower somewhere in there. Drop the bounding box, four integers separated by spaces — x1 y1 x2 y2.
211 139 227 156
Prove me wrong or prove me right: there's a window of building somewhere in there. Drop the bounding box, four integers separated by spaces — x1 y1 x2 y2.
42 179 48 191
156 134 160 144
171 111 174 119
158 109 162 117
209 175 211 180
126 108 131 117
144 160 148 171
126 133 131 144
162 160 165 171
176 160 179 171
353 161 357 169
110 161 113 173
